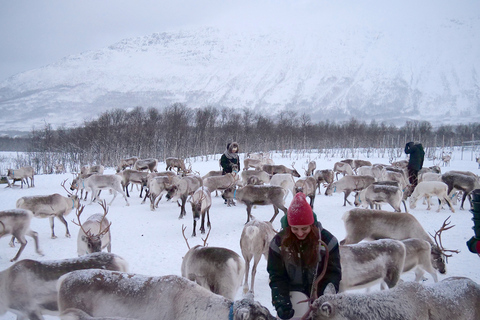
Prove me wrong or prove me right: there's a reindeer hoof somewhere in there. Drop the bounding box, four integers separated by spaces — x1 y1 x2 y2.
51 235 57 239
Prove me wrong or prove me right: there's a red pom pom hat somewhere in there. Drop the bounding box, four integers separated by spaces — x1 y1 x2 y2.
287 192 314 226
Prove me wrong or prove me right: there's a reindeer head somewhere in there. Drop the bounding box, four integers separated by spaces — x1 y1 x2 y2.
73 200 111 254
429 216 459 273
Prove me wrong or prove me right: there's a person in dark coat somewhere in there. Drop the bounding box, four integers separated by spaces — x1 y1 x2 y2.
404 141 425 190
220 142 240 174
267 192 342 320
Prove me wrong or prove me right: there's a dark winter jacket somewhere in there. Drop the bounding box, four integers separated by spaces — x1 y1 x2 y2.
220 142 240 174
404 142 425 171
267 214 342 314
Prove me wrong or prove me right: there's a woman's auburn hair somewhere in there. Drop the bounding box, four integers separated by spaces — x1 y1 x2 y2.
280 224 320 267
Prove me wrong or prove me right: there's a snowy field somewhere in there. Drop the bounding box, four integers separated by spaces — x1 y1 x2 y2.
0 149 479 319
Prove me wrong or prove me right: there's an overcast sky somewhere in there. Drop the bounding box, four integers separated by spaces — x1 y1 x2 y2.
0 1 477 82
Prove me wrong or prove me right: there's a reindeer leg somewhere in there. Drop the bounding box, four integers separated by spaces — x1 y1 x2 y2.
9 235 15 247
206 209 211 229
57 214 71 238
10 233 27 262
246 204 252 223
192 219 197 237
49 216 57 239
270 206 280 223
26 229 43 256
243 256 251 294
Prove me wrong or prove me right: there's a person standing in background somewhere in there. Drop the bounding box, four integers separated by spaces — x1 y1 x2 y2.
404 141 425 190
220 142 240 174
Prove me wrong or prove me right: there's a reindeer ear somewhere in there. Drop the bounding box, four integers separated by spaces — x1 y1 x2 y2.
323 282 337 295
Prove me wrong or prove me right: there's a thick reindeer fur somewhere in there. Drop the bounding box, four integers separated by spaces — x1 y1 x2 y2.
60 308 137 320
77 213 112 256
341 209 447 276
240 219 276 294
401 238 438 282
0 209 43 261
314 169 334 195
409 181 455 212
165 175 202 219
222 185 288 223
0 252 128 320
181 245 244 300
333 162 354 180
294 176 317 208
325 175 375 206
133 158 158 173
240 170 271 186
441 171 480 209
269 173 296 198
16 193 81 238
354 183 404 212
261 164 300 177
189 186 212 236
309 277 480 320
58 270 276 320
339 239 406 292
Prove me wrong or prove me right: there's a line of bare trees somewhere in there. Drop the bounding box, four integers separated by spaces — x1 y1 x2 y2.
1 104 479 174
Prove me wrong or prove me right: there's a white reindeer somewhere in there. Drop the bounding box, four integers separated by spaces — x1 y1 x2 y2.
240 219 276 294
409 181 455 213
181 227 244 300
189 186 212 237
0 253 128 320
57 269 276 320
74 201 112 256
308 277 480 320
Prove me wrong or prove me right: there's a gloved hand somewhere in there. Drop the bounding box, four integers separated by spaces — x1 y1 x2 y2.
276 305 295 319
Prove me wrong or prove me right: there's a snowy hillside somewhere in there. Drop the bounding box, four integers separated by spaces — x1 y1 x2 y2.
0 149 479 319
0 1 479 135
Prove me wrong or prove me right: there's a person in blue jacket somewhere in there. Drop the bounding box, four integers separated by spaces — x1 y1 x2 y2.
267 192 342 320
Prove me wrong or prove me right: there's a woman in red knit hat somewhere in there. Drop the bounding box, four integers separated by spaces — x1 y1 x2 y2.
267 192 341 320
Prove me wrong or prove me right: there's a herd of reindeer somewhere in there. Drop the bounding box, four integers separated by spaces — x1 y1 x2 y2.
1 152 480 320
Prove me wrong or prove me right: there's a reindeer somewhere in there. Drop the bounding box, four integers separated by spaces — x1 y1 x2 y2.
142 174 176 210
55 164 65 174
304 160 316 176
165 175 202 219
166 157 188 173
57 269 275 320
308 277 480 320
243 158 265 170
116 168 148 197
313 169 334 195
269 173 296 198
115 156 138 172
294 176 317 208
442 171 480 210
0 208 43 261
240 170 271 186
325 175 375 206
189 186 212 236
262 163 300 177
354 182 405 212
181 227 245 300
0 253 128 320
441 152 452 166
133 158 158 172
7 166 34 188
74 201 112 256
75 174 130 206
408 180 455 213
333 162 354 180
341 209 459 277
401 238 439 283
339 239 406 292
240 219 276 294
15 180 81 238
222 185 288 223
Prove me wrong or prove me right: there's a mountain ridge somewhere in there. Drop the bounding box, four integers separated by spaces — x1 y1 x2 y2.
0 18 479 135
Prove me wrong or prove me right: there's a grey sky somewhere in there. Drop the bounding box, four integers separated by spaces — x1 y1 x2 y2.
0 1 476 82
0 0 238 81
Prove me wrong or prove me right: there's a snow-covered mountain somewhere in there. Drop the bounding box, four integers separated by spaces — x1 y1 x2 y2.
0 3 479 135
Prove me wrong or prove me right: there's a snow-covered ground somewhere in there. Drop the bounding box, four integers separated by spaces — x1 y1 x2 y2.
1 149 479 319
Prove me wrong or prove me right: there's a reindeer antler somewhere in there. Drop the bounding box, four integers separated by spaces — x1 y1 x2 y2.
61 179 74 196
72 204 92 236
201 227 211 247
96 200 112 237
182 224 190 250
429 216 460 258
